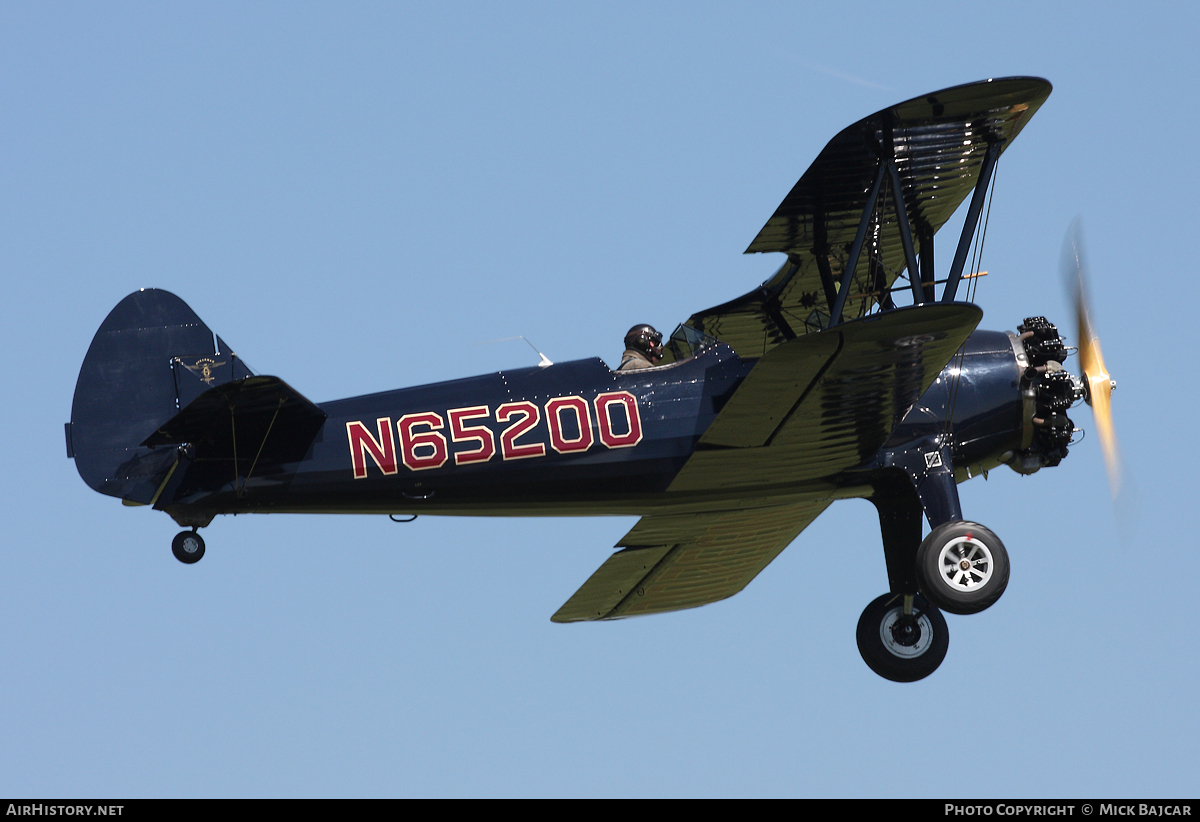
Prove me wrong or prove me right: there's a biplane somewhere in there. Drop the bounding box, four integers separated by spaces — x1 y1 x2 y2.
67 77 1118 681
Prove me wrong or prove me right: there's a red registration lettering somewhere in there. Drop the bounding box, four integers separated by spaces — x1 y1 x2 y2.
497 401 546 460
545 396 594 454
594 391 642 448
397 412 449 471
447 405 496 465
346 418 398 479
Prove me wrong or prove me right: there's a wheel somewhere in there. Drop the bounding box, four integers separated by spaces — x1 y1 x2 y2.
171 530 205 564
916 521 1009 615
856 593 948 682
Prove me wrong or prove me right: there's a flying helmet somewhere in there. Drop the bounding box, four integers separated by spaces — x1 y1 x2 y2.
624 324 663 362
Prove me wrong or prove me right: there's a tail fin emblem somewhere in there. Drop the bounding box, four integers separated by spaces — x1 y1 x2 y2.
183 357 227 384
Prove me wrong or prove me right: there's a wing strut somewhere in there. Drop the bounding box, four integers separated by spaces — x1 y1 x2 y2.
813 216 839 310
762 259 801 341
918 223 935 302
827 163 887 328
888 162 922 307
829 142 999 326
943 140 1000 302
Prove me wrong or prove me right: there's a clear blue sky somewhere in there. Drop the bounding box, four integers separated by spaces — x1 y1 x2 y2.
3 1 1197 798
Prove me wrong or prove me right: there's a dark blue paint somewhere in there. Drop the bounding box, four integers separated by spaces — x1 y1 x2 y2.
70 290 1036 528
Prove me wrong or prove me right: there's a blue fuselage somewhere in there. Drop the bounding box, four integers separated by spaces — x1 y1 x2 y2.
163 330 1027 519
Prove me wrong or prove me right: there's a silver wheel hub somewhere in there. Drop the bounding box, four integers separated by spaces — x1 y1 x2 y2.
879 606 934 659
937 535 993 591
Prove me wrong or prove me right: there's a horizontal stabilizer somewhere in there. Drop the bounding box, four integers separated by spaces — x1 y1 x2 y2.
143 376 326 464
552 500 829 622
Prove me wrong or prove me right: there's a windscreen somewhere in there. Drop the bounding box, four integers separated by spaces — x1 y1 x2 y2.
659 324 721 365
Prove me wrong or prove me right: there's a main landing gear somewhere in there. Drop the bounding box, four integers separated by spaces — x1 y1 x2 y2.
916 521 1009 615
858 513 1010 681
171 529 206 564
856 593 948 683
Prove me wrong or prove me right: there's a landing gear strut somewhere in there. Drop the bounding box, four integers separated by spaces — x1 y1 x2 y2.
856 593 948 682
171 529 205 564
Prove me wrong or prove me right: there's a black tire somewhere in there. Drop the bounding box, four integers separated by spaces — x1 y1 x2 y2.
856 593 949 682
916 521 1009 615
171 531 205 564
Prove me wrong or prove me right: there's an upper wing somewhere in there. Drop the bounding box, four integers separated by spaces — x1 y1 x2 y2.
551 499 829 622
686 77 1051 358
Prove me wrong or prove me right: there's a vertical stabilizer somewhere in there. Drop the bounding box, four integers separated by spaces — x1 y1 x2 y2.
68 289 252 503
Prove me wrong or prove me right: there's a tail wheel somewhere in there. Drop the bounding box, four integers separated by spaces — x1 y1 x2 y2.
856 593 948 682
171 530 205 564
916 521 1009 615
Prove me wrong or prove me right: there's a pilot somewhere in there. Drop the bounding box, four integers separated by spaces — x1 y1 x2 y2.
618 324 664 371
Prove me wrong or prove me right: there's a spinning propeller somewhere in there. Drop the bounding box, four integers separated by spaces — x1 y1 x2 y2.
1062 221 1123 499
